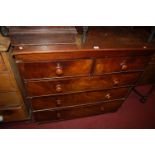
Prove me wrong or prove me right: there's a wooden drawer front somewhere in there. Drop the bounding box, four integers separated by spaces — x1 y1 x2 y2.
33 100 123 122
18 59 92 79
0 74 16 92
0 106 28 122
0 92 22 109
94 56 149 74
26 72 140 97
0 53 6 72
31 87 129 111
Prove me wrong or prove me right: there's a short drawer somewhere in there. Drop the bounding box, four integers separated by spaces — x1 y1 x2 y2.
94 56 149 74
31 87 130 111
0 73 16 92
0 106 28 122
26 72 140 97
33 100 123 122
0 92 22 109
18 59 92 79
0 53 6 72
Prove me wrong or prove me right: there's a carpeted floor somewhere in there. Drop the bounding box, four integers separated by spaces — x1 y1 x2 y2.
0 85 155 129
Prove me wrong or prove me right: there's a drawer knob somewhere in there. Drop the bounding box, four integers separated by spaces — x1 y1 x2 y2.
56 63 63 76
19 46 23 50
56 84 62 93
100 106 105 111
56 100 61 106
121 64 128 71
113 79 119 86
56 68 63 76
105 93 111 99
57 112 61 118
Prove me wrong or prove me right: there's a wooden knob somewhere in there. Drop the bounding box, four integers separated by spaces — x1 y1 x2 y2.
100 106 104 111
56 68 63 76
121 64 128 71
56 84 62 93
19 46 23 50
56 100 61 106
56 63 63 76
57 112 61 118
113 79 119 86
105 93 111 99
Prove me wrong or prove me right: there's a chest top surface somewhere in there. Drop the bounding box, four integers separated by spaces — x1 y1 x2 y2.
9 26 155 56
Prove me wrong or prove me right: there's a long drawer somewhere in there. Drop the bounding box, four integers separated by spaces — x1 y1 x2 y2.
0 106 28 123
94 56 149 74
25 72 141 97
0 73 16 92
33 100 123 122
0 92 21 109
17 59 92 79
31 87 130 111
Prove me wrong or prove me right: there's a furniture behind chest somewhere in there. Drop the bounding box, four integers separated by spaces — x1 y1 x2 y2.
9 26 154 123
132 27 155 102
0 34 28 122
138 53 155 85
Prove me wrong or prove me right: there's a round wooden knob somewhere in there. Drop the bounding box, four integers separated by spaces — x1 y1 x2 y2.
19 46 23 50
121 64 128 71
105 93 111 99
100 106 104 111
56 84 62 93
56 68 63 76
56 100 61 106
57 112 61 118
113 79 119 86
56 63 63 76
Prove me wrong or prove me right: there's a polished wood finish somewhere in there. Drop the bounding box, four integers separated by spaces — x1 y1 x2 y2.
18 59 93 79
10 27 154 123
13 49 153 61
33 100 123 122
31 87 129 111
25 72 140 97
94 56 149 74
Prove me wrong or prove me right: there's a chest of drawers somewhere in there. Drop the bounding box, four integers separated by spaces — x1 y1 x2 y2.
10 27 154 123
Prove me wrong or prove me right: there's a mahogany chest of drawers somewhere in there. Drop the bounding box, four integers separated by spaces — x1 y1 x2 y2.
10 27 154 123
